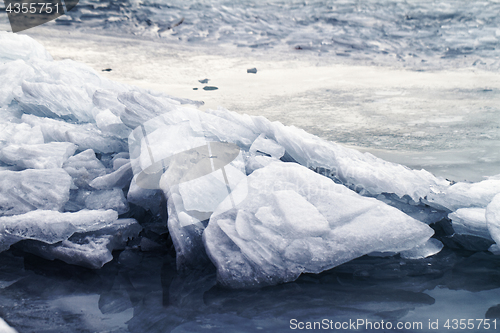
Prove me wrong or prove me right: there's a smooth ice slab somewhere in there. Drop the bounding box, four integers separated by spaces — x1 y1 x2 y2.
204 162 435 288
207 107 450 201
89 162 133 190
20 218 141 269
449 208 492 240
21 114 127 154
0 31 52 62
400 238 444 260
0 142 77 169
62 149 107 189
427 175 500 211
0 168 72 216
0 209 118 252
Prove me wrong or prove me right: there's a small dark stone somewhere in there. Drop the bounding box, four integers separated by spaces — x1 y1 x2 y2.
486 304 500 319
193 88 198 90
203 86 218 91
247 68 257 74
102 68 112 72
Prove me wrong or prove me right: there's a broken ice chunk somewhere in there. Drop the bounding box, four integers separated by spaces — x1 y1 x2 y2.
449 208 492 240
0 31 52 62
0 209 118 252
18 81 95 122
0 317 17 333
21 114 127 154
112 153 130 170
486 194 500 251
249 133 285 159
84 189 129 215
117 91 178 129
0 122 44 150
400 238 444 260
89 162 133 190
0 142 76 169
127 175 163 215
20 218 141 269
0 168 72 216
272 190 330 237
489 244 500 255
63 149 107 189
167 191 210 272
178 163 246 213
206 107 448 202
95 109 131 139
204 162 435 288
426 176 500 211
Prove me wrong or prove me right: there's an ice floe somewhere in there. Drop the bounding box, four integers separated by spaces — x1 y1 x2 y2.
0 31 499 289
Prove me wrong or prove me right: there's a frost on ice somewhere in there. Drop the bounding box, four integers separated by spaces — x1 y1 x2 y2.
0 31 499 289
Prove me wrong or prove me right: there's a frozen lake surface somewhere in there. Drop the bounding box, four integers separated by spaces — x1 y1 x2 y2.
0 0 500 332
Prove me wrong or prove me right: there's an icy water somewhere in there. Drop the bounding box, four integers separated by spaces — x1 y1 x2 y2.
1 246 500 332
1 1 500 332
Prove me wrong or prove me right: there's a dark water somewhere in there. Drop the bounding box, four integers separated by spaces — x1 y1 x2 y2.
1 242 500 332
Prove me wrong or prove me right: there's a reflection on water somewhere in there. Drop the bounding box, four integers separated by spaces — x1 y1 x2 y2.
1 244 499 332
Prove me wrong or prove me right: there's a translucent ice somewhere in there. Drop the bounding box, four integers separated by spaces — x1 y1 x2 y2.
449 208 492 241
426 176 500 211
0 122 44 149
89 162 133 190
249 133 285 159
21 218 141 269
400 238 444 260
21 114 127 154
127 176 163 215
0 209 118 252
84 189 129 215
204 162 434 288
0 168 72 216
0 142 76 169
18 81 95 122
62 149 107 189
167 191 210 271
207 108 449 202
0 31 52 62
117 91 179 129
